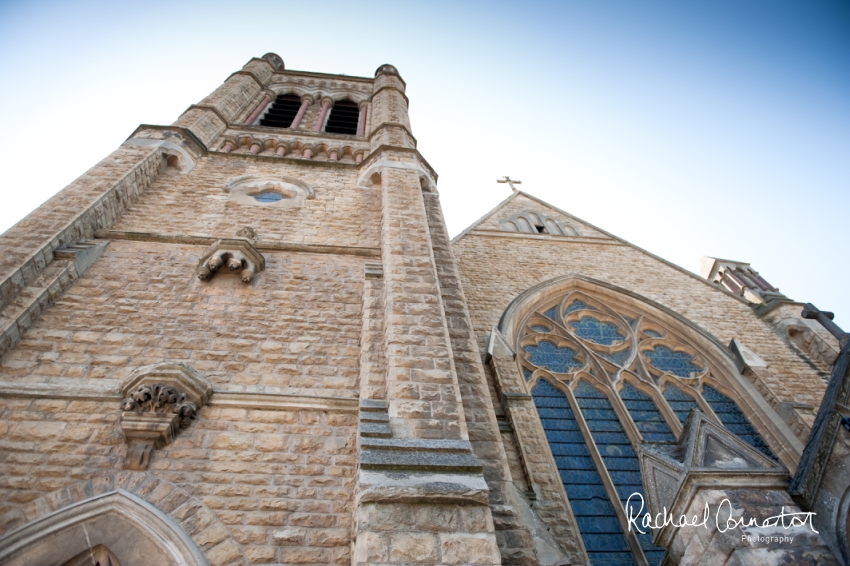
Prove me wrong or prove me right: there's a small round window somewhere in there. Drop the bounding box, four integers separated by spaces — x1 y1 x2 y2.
252 190 283 203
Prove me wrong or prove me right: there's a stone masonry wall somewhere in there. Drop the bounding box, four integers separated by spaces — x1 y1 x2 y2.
380 167 466 440
0 240 365 398
0 397 357 565
111 157 379 249
423 192 540 565
0 146 163 358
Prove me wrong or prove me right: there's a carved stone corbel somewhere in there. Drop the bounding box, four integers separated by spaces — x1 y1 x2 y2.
196 238 265 284
119 363 213 470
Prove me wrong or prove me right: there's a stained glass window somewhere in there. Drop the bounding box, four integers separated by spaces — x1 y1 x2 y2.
519 292 782 565
569 317 624 345
620 383 675 443
575 382 665 565
643 346 702 377
533 380 636 566
702 386 777 460
523 341 583 374
662 384 700 424
599 349 631 367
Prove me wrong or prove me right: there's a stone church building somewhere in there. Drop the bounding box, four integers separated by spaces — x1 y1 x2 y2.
0 53 848 566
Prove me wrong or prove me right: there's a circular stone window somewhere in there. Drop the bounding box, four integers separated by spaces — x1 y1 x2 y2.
224 176 314 208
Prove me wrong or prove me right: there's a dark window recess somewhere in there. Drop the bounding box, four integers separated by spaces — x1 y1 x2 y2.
535 224 548 234
259 94 302 129
324 100 360 135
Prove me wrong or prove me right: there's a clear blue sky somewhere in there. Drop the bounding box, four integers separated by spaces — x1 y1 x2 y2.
1 0 848 327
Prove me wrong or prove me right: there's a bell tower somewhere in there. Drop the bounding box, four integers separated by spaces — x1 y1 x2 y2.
0 54 507 566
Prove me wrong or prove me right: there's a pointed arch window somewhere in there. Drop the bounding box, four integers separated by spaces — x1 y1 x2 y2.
517 292 780 565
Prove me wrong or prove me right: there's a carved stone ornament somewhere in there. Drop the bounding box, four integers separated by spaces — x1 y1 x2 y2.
195 238 265 284
119 363 213 470
637 409 787 547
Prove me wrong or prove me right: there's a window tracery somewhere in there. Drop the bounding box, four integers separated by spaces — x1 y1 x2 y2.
518 291 778 565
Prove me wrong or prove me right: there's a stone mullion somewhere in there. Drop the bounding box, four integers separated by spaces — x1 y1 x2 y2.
638 381 684 439
566 384 649 566
490 354 588 564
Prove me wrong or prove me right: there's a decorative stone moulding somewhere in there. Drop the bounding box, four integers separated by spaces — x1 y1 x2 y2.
224 175 314 208
196 238 265 284
235 226 258 243
638 409 787 547
119 363 213 470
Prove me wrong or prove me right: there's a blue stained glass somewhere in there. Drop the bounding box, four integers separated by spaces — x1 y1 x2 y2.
620 383 675 443
702 386 777 461
644 346 703 377
643 330 663 338
622 316 637 327
524 341 583 373
570 317 624 346
663 384 700 424
565 299 592 314
252 190 283 202
531 325 551 333
574 381 664 565
544 306 559 320
522 367 533 381
532 379 637 566
600 349 631 366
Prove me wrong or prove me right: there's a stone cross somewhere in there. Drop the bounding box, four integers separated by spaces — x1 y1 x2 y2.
801 303 849 349
497 176 522 191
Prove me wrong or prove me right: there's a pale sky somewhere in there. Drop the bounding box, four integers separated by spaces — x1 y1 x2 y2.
1 0 848 326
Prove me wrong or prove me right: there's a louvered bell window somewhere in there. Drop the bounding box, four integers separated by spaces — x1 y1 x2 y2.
259 94 302 128
324 100 359 135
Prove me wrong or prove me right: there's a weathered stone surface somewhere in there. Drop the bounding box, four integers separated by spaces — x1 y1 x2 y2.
0 51 843 566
